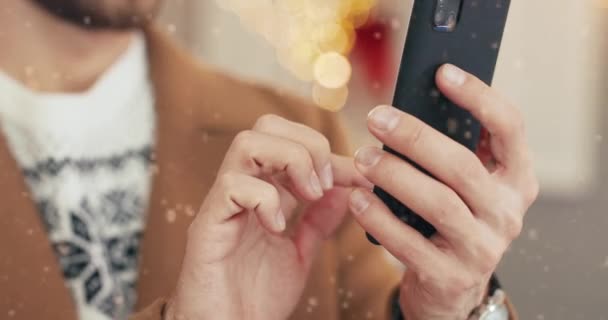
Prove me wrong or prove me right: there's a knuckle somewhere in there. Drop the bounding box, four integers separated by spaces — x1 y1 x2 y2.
314 132 332 155
472 83 492 109
523 177 540 206
493 101 524 138
514 108 526 133
503 214 523 240
504 113 525 137
232 130 255 151
473 243 501 274
404 122 426 150
286 143 312 166
493 187 525 239
437 190 466 222
217 172 237 190
304 130 331 165
259 184 280 205
254 114 282 130
477 259 498 276
507 101 526 128
454 158 485 189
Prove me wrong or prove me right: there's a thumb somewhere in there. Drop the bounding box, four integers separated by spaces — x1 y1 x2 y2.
292 188 352 266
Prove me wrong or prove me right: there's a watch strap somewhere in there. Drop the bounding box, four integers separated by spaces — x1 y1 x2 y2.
489 274 502 296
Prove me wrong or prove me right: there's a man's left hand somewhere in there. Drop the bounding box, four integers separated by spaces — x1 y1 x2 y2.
348 64 539 320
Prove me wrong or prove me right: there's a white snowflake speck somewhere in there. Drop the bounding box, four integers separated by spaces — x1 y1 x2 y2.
308 297 318 307
166 209 177 223
390 18 401 30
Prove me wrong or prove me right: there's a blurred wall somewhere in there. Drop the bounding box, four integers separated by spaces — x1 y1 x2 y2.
498 8 608 320
159 1 608 319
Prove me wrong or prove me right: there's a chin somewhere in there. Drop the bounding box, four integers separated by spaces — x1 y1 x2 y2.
31 0 163 30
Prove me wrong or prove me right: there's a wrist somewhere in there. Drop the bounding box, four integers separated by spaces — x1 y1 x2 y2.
397 275 501 320
164 292 242 320
162 296 177 320
166 263 241 320
399 304 471 320
164 293 201 320
398 290 480 320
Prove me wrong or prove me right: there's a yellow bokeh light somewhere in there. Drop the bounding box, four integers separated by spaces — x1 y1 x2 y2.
314 52 352 89
312 83 349 112
217 0 378 109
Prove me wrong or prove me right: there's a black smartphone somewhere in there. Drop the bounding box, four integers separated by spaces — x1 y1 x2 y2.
368 0 511 244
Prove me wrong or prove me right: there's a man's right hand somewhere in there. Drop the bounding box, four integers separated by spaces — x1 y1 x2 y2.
164 115 370 320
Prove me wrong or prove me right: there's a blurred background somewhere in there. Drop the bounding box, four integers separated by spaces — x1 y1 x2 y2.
159 1 607 319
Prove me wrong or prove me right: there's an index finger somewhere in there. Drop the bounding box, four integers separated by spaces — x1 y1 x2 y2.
435 64 532 174
253 114 334 189
330 154 373 189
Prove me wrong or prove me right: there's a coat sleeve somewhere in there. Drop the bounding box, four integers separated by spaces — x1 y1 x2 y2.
314 108 404 320
334 219 403 320
129 299 166 320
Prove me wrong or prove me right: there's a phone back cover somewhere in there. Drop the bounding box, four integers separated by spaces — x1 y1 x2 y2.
372 0 511 240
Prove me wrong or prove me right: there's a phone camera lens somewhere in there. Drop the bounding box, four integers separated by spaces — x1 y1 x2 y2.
433 0 462 32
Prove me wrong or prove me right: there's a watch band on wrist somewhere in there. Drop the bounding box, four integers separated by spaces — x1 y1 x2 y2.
488 274 502 297
467 288 509 320
467 275 510 320
391 274 507 320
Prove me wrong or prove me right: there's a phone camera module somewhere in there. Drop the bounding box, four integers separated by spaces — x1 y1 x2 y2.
433 0 462 32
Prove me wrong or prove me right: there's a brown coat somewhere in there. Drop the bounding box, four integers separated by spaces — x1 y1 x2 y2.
0 26 517 320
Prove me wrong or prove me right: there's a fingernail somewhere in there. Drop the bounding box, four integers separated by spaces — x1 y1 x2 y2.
275 209 286 231
368 105 399 132
310 172 324 197
355 147 383 167
442 64 466 86
350 189 370 215
320 162 334 190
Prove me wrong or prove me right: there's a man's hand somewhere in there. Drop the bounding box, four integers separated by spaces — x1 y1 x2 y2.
348 64 539 320
165 115 370 320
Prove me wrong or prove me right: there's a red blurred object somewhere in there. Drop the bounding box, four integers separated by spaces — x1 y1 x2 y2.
352 18 395 97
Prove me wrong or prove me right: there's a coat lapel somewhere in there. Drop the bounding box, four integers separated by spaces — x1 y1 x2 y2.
0 133 76 319
136 26 238 308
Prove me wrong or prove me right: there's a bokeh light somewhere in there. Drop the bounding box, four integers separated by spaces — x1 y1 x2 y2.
216 0 378 111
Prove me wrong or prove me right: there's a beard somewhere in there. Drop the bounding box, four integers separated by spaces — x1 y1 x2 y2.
30 0 162 30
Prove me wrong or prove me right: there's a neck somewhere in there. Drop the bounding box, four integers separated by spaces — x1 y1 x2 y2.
0 0 135 93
